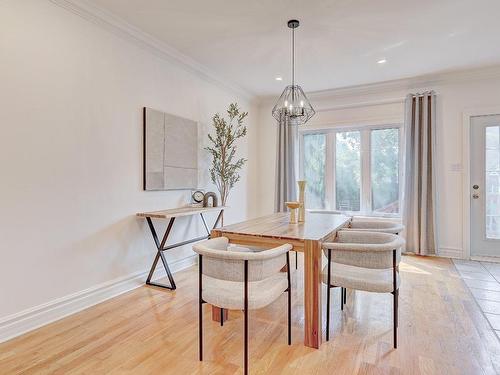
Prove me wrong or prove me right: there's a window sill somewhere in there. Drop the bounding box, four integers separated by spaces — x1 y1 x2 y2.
307 209 401 221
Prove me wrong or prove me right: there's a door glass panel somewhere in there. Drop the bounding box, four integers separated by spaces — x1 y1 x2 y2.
335 131 361 211
303 133 326 209
486 125 500 239
371 128 400 213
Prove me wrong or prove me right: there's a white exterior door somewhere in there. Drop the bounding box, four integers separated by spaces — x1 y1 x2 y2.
470 114 500 258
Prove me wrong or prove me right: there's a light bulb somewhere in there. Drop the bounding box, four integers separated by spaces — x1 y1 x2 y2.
300 100 304 107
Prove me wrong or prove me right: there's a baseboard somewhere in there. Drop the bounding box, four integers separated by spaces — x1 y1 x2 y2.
0 255 196 344
438 247 464 259
470 256 500 263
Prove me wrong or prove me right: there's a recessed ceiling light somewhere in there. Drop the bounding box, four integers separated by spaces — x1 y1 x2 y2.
377 59 387 64
275 76 283 81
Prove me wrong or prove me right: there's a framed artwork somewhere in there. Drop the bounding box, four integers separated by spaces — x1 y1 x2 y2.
143 107 198 190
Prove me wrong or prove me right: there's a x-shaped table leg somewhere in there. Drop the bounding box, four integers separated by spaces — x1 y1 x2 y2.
144 209 224 290
146 217 176 290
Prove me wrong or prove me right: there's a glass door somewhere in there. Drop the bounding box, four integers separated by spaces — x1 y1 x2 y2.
470 115 500 258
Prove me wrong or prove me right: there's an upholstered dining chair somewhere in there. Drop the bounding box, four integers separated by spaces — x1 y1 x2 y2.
193 237 292 375
338 219 404 306
322 231 405 348
343 219 404 235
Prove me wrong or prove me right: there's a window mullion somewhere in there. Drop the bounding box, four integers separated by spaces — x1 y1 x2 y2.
326 132 335 210
361 129 371 214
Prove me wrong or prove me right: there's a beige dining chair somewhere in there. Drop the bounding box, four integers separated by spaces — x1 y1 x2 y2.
338 219 404 305
322 231 405 348
343 219 404 234
193 237 292 375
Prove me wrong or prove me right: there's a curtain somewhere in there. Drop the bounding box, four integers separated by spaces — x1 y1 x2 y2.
274 112 298 212
403 92 438 255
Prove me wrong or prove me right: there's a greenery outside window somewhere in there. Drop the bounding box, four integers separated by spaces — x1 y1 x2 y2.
299 124 403 217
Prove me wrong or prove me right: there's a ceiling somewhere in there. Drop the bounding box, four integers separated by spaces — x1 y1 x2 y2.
88 0 500 97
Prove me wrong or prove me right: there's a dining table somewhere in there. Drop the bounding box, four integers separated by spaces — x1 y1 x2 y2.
210 211 351 349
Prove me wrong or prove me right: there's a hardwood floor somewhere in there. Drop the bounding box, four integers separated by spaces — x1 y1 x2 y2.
1 255 499 374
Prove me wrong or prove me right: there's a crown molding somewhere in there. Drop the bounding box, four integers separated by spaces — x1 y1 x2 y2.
308 64 500 99
48 0 256 101
259 64 500 105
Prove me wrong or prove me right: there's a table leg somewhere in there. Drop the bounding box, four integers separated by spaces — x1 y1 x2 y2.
145 217 176 290
304 239 322 348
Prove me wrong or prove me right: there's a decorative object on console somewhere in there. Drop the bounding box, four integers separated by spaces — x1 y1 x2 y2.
203 192 218 207
298 180 306 222
192 190 205 204
271 20 315 126
143 107 198 191
205 103 247 225
285 201 300 224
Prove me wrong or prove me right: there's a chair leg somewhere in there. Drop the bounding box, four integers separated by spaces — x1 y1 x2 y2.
244 260 249 375
221 308 224 327
199 298 203 361
287 289 291 345
326 248 332 341
343 288 347 304
326 285 331 341
198 255 203 361
286 251 291 345
295 251 298 270
340 288 344 311
393 289 398 349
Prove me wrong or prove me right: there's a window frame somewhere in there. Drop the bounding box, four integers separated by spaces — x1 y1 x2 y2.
299 123 404 218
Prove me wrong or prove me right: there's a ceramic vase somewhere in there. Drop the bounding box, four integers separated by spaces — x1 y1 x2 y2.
298 180 306 222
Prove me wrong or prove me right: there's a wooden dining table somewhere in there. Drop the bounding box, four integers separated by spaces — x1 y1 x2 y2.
210 211 351 349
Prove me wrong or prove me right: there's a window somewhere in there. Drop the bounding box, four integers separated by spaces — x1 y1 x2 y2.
303 133 327 209
300 125 402 216
335 131 361 211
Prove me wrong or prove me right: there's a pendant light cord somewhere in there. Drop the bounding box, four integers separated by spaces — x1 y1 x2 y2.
291 26 295 88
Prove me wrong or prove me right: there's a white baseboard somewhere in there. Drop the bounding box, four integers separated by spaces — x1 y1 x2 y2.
0 255 196 344
470 256 500 263
438 247 464 259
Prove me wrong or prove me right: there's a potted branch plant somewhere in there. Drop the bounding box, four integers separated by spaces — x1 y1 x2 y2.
205 103 248 224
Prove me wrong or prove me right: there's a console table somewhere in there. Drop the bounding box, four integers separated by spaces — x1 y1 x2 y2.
137 206 225 290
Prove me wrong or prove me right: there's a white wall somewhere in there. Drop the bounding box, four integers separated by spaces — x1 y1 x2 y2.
0 0 258 330
256 68 500 259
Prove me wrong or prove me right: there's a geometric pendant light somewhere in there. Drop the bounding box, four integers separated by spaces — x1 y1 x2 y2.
271 19 315 125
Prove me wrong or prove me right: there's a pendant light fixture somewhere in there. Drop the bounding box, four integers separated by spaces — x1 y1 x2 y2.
272 19 315 125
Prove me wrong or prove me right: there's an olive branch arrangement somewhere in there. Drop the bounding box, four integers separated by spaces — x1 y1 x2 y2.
205 103 248 210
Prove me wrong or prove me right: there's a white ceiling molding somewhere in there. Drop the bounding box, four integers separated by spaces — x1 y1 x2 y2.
259 64 500 105
308 64 500 100
315 98 405 113
48 0 256 101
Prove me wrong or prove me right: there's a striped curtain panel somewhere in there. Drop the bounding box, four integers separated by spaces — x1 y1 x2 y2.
274 112 298 212
403 91 438 255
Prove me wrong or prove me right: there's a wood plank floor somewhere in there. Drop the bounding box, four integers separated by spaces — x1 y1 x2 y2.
1 255 500 374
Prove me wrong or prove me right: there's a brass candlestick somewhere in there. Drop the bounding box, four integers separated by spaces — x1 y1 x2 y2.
285 201 300 224
297 180 306 222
